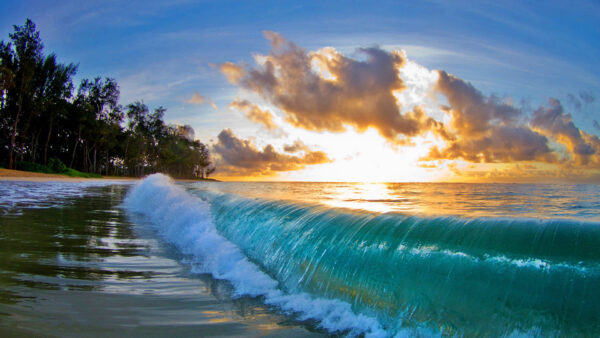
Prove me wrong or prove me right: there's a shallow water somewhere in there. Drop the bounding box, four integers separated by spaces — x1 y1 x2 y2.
0 182 323 337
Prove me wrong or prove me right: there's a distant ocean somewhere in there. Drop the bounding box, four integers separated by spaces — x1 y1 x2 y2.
1 175 599 336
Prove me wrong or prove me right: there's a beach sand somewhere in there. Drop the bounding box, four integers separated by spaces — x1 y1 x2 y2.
0 168 139 182
0 169 213 183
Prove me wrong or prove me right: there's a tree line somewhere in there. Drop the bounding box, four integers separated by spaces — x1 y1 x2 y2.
0 19 215 178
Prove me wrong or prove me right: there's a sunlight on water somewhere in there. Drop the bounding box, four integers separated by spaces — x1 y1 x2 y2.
187 181 600 220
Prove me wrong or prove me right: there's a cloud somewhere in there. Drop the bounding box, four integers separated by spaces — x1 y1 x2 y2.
187 91 218 110
220 62 244 84
218 33 599 179
212 129 331 176
531 98 600 165
579 91 596 104
283 140 311 153
566 91 596 111
229 99 279 132
594 120 600 131
424 71 556 163
566 93 582 111
187 92 205 104
220 31 441 143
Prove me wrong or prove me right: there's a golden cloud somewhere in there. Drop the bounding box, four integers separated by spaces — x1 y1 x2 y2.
424 71 557 163
229 99 279 132
220 32 443 143
187 92 205 104
283 140 311 153
531 98 600 166
218 33 600 180
212 129 331 176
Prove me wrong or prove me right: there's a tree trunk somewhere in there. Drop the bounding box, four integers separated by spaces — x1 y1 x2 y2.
8 109 21 169
43 114 54 164
70 127 81 168
30 132 39 162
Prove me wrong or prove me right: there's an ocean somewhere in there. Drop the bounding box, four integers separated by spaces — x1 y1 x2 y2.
1 175 599 336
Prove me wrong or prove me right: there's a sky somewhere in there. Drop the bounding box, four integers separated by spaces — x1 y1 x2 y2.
1 0 599 182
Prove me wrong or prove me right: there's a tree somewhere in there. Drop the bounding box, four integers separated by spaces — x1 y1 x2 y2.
0 19 216 178
3 19 43 168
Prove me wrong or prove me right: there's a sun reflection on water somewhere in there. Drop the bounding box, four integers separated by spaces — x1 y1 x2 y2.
194 181 600 220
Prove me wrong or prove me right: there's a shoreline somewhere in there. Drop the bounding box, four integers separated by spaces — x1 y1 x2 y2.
0 168 218 183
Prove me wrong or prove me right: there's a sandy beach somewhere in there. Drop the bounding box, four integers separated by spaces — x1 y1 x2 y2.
0 168 137 182
0 169 215 183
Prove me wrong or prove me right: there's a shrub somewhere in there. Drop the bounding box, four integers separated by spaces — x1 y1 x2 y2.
48 158 68 173
17 161 53 173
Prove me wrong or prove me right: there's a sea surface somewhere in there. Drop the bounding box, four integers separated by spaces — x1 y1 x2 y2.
1 175 600 337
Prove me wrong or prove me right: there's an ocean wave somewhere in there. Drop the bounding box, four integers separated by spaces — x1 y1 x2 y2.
124 174 600 336
123 174 386 337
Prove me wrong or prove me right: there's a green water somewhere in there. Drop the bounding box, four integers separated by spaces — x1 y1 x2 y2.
0 184 322 337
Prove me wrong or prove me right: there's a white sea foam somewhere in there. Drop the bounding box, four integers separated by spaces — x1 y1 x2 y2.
123 174 386 337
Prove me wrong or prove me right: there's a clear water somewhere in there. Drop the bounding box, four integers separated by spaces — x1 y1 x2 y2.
0 181 324 337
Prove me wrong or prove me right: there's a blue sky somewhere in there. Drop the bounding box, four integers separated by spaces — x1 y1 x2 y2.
2 0 599 181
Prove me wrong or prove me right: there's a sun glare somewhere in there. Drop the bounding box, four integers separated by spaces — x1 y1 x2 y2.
274 128 444 182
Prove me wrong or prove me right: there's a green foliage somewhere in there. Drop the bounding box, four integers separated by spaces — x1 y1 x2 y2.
17 161 53 173
63 168 102 178
48 157 67 173
15 160 100 178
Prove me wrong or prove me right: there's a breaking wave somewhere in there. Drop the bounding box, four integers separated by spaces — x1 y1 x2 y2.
124 174 600 336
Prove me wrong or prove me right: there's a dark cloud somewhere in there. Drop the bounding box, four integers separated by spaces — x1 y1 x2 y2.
221 31 439 143
212 129 331 176
579 91 596 104
566 93 582 111
594 120 600 131
229 99 279 132
283 140 311 153
425 71 556 163
566 91 596 111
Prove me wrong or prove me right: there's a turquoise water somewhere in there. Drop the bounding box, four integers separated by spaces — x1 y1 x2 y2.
2 176 599 337
124 175 600 336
